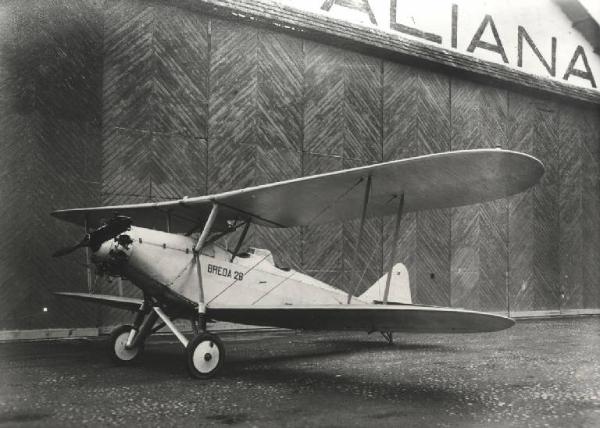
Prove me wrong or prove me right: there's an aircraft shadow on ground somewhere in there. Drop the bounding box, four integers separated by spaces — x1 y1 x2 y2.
128 340 470 409
228 366 471 408
134 338 450 377
227 341 449 367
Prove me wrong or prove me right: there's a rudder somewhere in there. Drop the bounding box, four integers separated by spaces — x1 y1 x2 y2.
359 263 411 304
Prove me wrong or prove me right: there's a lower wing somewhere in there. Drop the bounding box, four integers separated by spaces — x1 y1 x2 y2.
207 305 514 333
54 292 143 311
54 293 513 333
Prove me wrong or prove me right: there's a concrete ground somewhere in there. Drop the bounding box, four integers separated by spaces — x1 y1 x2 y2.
0 317 599 427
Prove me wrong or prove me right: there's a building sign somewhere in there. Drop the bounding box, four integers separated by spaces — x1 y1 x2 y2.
278 0 600 90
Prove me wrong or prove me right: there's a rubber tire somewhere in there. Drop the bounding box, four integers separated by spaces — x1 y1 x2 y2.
110 324 144 364
186 333 225 379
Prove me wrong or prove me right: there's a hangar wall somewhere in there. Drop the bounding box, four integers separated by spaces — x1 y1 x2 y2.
0 0 599 332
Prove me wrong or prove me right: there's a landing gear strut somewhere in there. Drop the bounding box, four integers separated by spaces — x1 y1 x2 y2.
109 292 226 378
110 299 154 364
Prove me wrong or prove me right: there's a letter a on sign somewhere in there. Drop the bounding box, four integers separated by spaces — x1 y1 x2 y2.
467 14 508 64
321 0 377 25
563 45 597 88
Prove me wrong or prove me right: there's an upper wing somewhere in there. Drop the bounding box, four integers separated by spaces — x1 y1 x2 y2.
52 149 543 232
206 304 515 333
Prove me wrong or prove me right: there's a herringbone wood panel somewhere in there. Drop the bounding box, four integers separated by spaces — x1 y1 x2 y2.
581 108 600 309
304 42 345 157
415 71 451 306
508 94 563 312
208 19 258 193
257 31 303 153
450 205 480 309
533 103 561 310
558 105 584 310
154 9 208 137
102 128 207 205
344 52 381 162
103 1 209 201
103 1 154 132
383 63 451 305
507 93 536 312
451 80 509 311
557 105 600 311
417 209 451 306
253 30 304 269
301 153 345 289
340 52 382 295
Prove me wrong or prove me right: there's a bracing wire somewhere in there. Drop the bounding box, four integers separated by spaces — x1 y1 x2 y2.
304 177 364 226
249 177 368 299
251 270 297 305
348 233 382 300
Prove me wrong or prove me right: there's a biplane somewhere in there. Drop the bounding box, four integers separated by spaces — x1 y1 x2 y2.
51 149 544 379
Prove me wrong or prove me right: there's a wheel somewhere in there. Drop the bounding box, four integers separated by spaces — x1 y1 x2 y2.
186 333 225 379
110 325 143 364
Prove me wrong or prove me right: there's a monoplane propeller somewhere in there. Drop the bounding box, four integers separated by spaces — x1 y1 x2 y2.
52 215 132 258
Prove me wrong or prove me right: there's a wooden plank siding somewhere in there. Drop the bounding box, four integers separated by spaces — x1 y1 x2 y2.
507 96 562 312
582 109 600 309
450 81 510 312
559 105 585 310
1 1 600 331
254 30 304 271
382 64 451 306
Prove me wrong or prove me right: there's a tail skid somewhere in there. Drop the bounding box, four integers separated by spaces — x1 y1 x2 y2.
359 263 411 304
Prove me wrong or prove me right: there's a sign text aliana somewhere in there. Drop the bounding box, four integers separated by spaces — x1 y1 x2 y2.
300 0 598 89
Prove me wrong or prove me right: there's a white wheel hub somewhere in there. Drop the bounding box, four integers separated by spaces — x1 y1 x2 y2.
192 340 220 374
114 331 139 361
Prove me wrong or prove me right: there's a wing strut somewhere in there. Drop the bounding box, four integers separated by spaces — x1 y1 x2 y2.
194 202 219 326
383 193 405 304
84 216 93 294
230 220 251 263
347 175 372 304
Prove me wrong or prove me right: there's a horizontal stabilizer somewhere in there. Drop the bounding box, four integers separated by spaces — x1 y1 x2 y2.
54 292 142 311
206 305 514 333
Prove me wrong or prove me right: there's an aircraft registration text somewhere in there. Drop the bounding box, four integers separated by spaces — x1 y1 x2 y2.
207 263 244 281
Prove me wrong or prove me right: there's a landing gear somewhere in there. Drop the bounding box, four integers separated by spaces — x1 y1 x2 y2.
110 325 144 363
109 299 226 378
186 333 225 379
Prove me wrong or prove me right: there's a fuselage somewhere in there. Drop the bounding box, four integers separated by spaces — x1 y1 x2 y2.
92 226 364 310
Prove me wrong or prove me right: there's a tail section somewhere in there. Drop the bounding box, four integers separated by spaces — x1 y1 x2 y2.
359 263 411 304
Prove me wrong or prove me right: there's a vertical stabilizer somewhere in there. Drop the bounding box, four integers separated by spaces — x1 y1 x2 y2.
358 263 411 304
